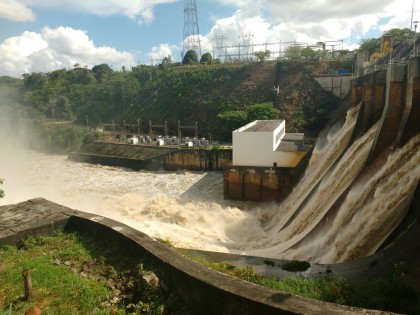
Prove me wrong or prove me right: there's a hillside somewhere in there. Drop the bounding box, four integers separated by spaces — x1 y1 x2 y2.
0 61 340 142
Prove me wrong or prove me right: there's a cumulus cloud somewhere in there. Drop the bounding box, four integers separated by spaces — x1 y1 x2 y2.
0 0 35 21
208 0 414 49
149 43 179 63
0 27 135 77
9 0 177 24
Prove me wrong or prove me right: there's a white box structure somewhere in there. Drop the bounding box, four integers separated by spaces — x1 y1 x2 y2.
232 120 307 168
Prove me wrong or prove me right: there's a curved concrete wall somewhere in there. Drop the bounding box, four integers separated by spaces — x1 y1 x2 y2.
0 198 389 315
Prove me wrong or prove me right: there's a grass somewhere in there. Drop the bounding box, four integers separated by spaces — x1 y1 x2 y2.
3 232 420 315
0 231 195 315
180 251 420 315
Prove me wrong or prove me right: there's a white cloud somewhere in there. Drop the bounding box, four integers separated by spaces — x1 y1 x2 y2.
0 0 35 21
208 0 416 49
149 43 178 63
0 27 135 77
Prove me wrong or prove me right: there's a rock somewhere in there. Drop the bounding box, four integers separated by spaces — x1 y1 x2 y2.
112 288 121 296
142 272 159 288
125 303 136 312
80 263 89 272
106 278 115 289
110 296 121 304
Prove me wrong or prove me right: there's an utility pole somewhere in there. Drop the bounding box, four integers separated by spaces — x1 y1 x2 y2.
183 0 201 58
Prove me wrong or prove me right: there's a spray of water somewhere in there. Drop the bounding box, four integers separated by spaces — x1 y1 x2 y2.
0 147 273 252
318 134 420 263
261 104 360 234
229 120 378 258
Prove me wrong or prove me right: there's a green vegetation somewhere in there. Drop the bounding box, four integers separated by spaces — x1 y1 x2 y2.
1 27 413 147
200 52 213 65
0 231 194 315
358 28 417 56
3 232 418 314
280 260 311 272
0 59 339 144
181 251 420 315
217 102 280 141
34 122 100 152
0 178 4 199
182 50 199 65
254 50 271 62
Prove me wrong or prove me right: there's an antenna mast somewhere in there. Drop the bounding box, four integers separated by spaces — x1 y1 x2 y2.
183 0 201 57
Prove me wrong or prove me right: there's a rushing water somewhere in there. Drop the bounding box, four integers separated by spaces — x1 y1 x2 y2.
0 147 273 253
0 105 419 264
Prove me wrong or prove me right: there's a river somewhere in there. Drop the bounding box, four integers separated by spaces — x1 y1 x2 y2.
0 108 419 263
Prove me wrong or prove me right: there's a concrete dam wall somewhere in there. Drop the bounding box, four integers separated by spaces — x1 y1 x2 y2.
69 142 232 171
224 57 420 206
352 58 420 162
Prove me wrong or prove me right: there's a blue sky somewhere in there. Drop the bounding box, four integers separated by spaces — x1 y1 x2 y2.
0 0 418 77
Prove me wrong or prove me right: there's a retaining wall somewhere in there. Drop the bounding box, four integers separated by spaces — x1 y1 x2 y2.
0 198 393 315
223 149 311 202
69 142 232 171
314 75 352 99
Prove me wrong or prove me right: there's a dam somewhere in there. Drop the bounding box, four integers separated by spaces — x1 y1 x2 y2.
64 41 420 267
0 37 419 315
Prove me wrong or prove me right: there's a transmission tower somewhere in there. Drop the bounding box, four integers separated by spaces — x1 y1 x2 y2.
183 0 201 57
239 32 254 61
213 36 225 61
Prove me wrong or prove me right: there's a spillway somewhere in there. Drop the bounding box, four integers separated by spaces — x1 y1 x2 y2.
0 57 419 271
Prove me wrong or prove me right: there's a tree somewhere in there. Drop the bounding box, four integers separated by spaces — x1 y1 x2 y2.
358 38 381 56
67 68 95 85
0 178 4 198
248 103 280 121
217 110 247 141
23 72 48 90
254 50 271 62
285 46 302 60
55 96 73 120
301 47 317 60
200 52 213 64
92 64 113 82
358 28 416 56
384 28 416 42
158 56 173 69
182 50 198 65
